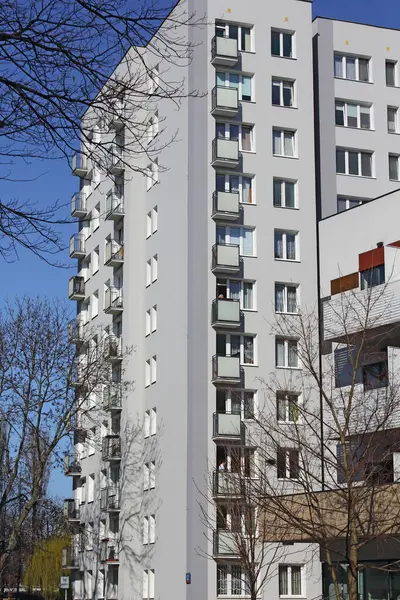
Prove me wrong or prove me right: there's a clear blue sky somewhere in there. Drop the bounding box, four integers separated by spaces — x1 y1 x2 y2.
1 0 397 498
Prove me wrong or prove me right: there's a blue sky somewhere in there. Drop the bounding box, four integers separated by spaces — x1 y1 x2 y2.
0 0 397 497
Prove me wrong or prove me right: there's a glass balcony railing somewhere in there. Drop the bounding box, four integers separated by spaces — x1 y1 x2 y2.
212 243 240 273
104 287 123 314
212 137 240 168
212 354 241 384
213 530 239 556
105 240 124 266
213 471 244 498
68 319 84 344
100 539 119 563
211 86 239 117
68 276 85 301
72 152 88 177
105 336 122 362
211 36 239 66
106 193 125 220
213 412 243 440
71 192 87 218
211 298 241 327
69 234 86 258
212 190 240 220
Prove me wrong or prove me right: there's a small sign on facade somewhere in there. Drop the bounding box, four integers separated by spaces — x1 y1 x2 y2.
60 576 70 589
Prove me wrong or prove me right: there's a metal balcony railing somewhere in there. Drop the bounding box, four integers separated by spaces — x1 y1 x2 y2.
69 234 86 258
105 240 124 266
211 86 239 117
102 435 122 461
105 287 123 314
71 192 87 217
100 539 119 563
213 471 244 498
105 336 122 362
213 412 243 440
62 547 80 569
68 276 85 301
68 319 84 344
107 144 124 174
64 454 82 476
212 137 240 168
63 499 80 521
212 354 241 384
72 152 88 177
103 384 123 411
211 35 239 66
213 530 239 556
212 190 240 220
100 487 120 512
106 193 125 220
211 298 241 328
211 243 240 273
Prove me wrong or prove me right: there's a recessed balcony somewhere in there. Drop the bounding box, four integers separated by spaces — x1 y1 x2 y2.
72 153 88 177
110 99 125 129
212 190 240 221
105 336 122 363
68 319 84 344
106 193 125 221
107 144 124 175
64 454 82 476
68 276 85 301
212 137 240 169
103 384 123 411
213 412 243 442
104 287 123 314
213 530 238 558
211 298 241 328
211 36 239 67
100 486 120 513
71 192 87 218
211 86 239 117
213 471 243 499
105 240 124 267
64 499 80 522
62 547 80 570
212 354 241 384
212 243 240 274
69 234 86 259
102 435 121 461
100 539 120 564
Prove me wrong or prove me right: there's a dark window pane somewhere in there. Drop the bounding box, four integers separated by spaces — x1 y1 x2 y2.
271 31 280 56
337 198 347 212
348 151 359 175
283 83 293 106
216 174 225 191
335 104 345 126
389 155 399 180
285 182 295 208
273 180 282 206
282 33 292 57
229 25 238 40
386 62 396 86
289 449 299 478
363 362 388 391
272 81 281 105
277 448 286 478
359 58 369 82
361 152 372 177
336 149 346 173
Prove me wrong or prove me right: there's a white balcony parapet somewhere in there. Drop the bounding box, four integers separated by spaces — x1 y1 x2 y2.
211 36 239 66
211 86 239 117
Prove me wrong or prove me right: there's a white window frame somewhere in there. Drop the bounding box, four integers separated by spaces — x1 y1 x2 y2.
217 279 256 310
271 29 295 59
152 206 158 233
273 178 297 209
151 356 157 384
151 305 157 332
386 60 397 87
149 515 156 544
91 291 99 319
87 474 95 503
146 158 159 191
275 283 299 314
216 22 254 52
336 148 373 177
92 204 100 232
143 569 155 600
276 391 301 424
272 128 296 157
334 53 371 82
148 111 159 144
337 196 367 212
218 389 257 419
217 564 251 596
220 333 257 366
389 154 400 181
216 173 255 204
272 78 295 107
216 71 254 102
92 247 99 275
278 564 305 598
274 230 299 262
148 65 159 94
149 461 155 489
151 255 158 282
275 338 300 369
145 359 151 387
277 447 300 480
216 226 256 257
335 100 372 129
388 106 398 133
146 212 152 239
216 122 255 152
146 260 151 287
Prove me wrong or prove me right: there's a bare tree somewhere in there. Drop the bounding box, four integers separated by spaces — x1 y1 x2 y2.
252 278 400 600
0 295 133 582
0 0 205 262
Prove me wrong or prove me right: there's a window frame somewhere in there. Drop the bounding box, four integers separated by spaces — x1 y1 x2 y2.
216 225 256 257
334 53 371 83
217 389 257 420
388 106 398 133
272 78 295 107
277 447 300 480
215 22 254 53
272 128 296 158
386 60 397 87
216 173 255 204
337 196 368 213
273 178 297 209
335 100 372 130
276 391 301 423
274 230 299 262
389 153 400 181
215 71 254 102
275 283 299 314
271 29 295 59
216 122 255 152
216 278 256 310
336 148 373 178
218 333 257 366
275 338 300 369
278 564 305 598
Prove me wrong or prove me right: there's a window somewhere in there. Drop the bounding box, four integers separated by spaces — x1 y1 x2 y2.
146 212 152 239
143 515 156 544
271 29 294 58
143 461 156 490
273 129 295 157
215 22 253 52
276 392 300 423
276 338 299 369
336 148 372 177
272 79 294 107
148 112 159 143
146 159 159 191
216 389 256 419
217 564 250 596
273 179 296 208
143 569 155 600
335 101 371 129
92 247 99 275
388 106 398 133
92 204 100 232
151 356 157 384
279 565 303 596
277 447 300 479
337 196 368 213
216 173 255 204
389 154 400 180
363 361 388 391
216 226 255 257
217 333 256 365
146 207 158 238
91 291 98 319
360 264 385 290
149 65 159 94
152 255 158 282
144 408 157 437
145 359 151 387
146 305 157 335
275 284 299 313
274 230 298 261
216 279 255 310
216 71 253 102
334 53 370 82
87 474 95 503
216 122 254 152
386 60 397 86
146 260 151 287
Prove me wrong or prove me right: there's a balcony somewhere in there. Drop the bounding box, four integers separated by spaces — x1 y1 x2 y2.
211 36 239 67
68 276 85 301
100 539 119 564
62 547 80 570
211 298 241 328
212 355 241 384
105 336 122 363
71 192 87 218
105 240 124 267
72 153 88 177
106 193 125 221
103 384 123 411
68 319 84 344
64 454 82 476
102 435 121 461
213 471 243 499
104 287 123 314
213 530 238 557
213 412 243 443
64 499 80 522
212 137 240 169
107 144 124 175
323 279 400 343
211 86 239 117
110 99 125 129
69 234 86 259
212 244 240 274
212 190 240 221
100 487 120 513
